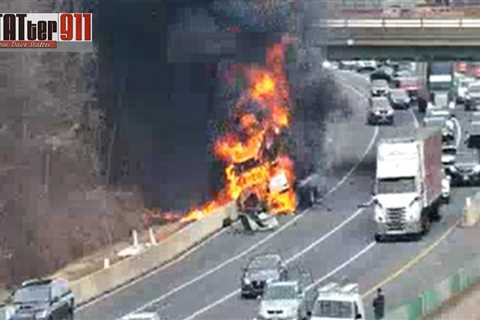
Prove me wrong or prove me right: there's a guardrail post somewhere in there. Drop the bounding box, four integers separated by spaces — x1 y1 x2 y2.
103 258 110 269
149 227 157 245
382 18 386 30
420 18 424 29
132 229 139 247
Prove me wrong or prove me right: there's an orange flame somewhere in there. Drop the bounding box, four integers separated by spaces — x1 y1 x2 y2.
181 42 297 223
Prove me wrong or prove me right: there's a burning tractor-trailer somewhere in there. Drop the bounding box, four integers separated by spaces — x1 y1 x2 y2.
178 42 305 230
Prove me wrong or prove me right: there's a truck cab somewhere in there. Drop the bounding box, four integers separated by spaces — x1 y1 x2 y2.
374 130 443 241
309 283 365 320
427 62 454 108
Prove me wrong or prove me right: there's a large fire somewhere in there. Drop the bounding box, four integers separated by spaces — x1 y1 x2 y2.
181 42 297 223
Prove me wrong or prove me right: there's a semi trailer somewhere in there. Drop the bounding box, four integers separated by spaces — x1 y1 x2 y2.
373 128 443 241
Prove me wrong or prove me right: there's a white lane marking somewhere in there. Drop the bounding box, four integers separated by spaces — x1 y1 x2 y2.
305 242 376 292
452 117 462 148
336 75 369 99
118 131 377 318
117 102 379 319
409 108 420 128
76 226 231 311
180 218 373 320
285 208 366 264
118 211 308 318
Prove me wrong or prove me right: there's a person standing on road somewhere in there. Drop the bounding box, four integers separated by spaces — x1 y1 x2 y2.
373 288 385 320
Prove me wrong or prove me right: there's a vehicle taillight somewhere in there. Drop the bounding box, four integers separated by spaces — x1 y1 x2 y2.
457 62 467 73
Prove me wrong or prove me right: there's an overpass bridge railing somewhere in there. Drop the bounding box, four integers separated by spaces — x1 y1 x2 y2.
314 18 480 28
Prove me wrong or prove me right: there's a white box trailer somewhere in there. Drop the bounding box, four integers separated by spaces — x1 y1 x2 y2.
374 128 443 241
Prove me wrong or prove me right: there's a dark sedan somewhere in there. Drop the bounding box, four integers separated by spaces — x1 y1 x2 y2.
446 150 480 186
389 88 411 109
240 253 288 298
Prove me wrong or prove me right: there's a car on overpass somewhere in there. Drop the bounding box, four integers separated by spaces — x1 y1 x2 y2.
339 60 358 70
366 97 394 125
356 60 377 73
240 253 288 298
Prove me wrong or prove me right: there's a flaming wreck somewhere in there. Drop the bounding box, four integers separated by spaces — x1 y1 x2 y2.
182 42 297 223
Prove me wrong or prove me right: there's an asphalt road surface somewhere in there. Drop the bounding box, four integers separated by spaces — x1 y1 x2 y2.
74 70 480 320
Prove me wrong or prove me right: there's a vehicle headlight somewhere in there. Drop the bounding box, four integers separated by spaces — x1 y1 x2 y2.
243 277 251 285
473 165 480 173
448 165 458 173
35 310 48 319
406 199 421 221
287 306 299 316
374 203 384 222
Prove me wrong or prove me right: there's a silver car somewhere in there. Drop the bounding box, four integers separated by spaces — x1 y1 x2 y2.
371 79 390 97
366 97 394 125
466 82 480 111
256 281 308 320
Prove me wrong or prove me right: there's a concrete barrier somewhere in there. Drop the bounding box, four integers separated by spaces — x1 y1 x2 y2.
385 254 480 319
461 193 480 227
69 202 237 305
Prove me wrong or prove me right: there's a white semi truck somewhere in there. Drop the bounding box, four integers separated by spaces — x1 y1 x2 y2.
427 62 454 108
374 128 443 241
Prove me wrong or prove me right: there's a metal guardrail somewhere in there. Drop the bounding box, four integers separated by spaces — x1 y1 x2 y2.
313 18 480 28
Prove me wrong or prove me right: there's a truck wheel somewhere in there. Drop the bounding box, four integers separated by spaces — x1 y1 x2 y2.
374 234 384 242
422 215 431 236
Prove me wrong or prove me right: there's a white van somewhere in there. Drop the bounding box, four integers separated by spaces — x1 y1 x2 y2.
309 283 365 320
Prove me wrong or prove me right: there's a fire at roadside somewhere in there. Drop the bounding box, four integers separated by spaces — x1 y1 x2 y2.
144 41 301 227
183 41 297 223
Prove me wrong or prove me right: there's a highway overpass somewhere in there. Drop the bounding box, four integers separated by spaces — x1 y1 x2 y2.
309 18 480 60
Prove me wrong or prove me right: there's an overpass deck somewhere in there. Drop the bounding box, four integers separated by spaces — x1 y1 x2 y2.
309 18 480 60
